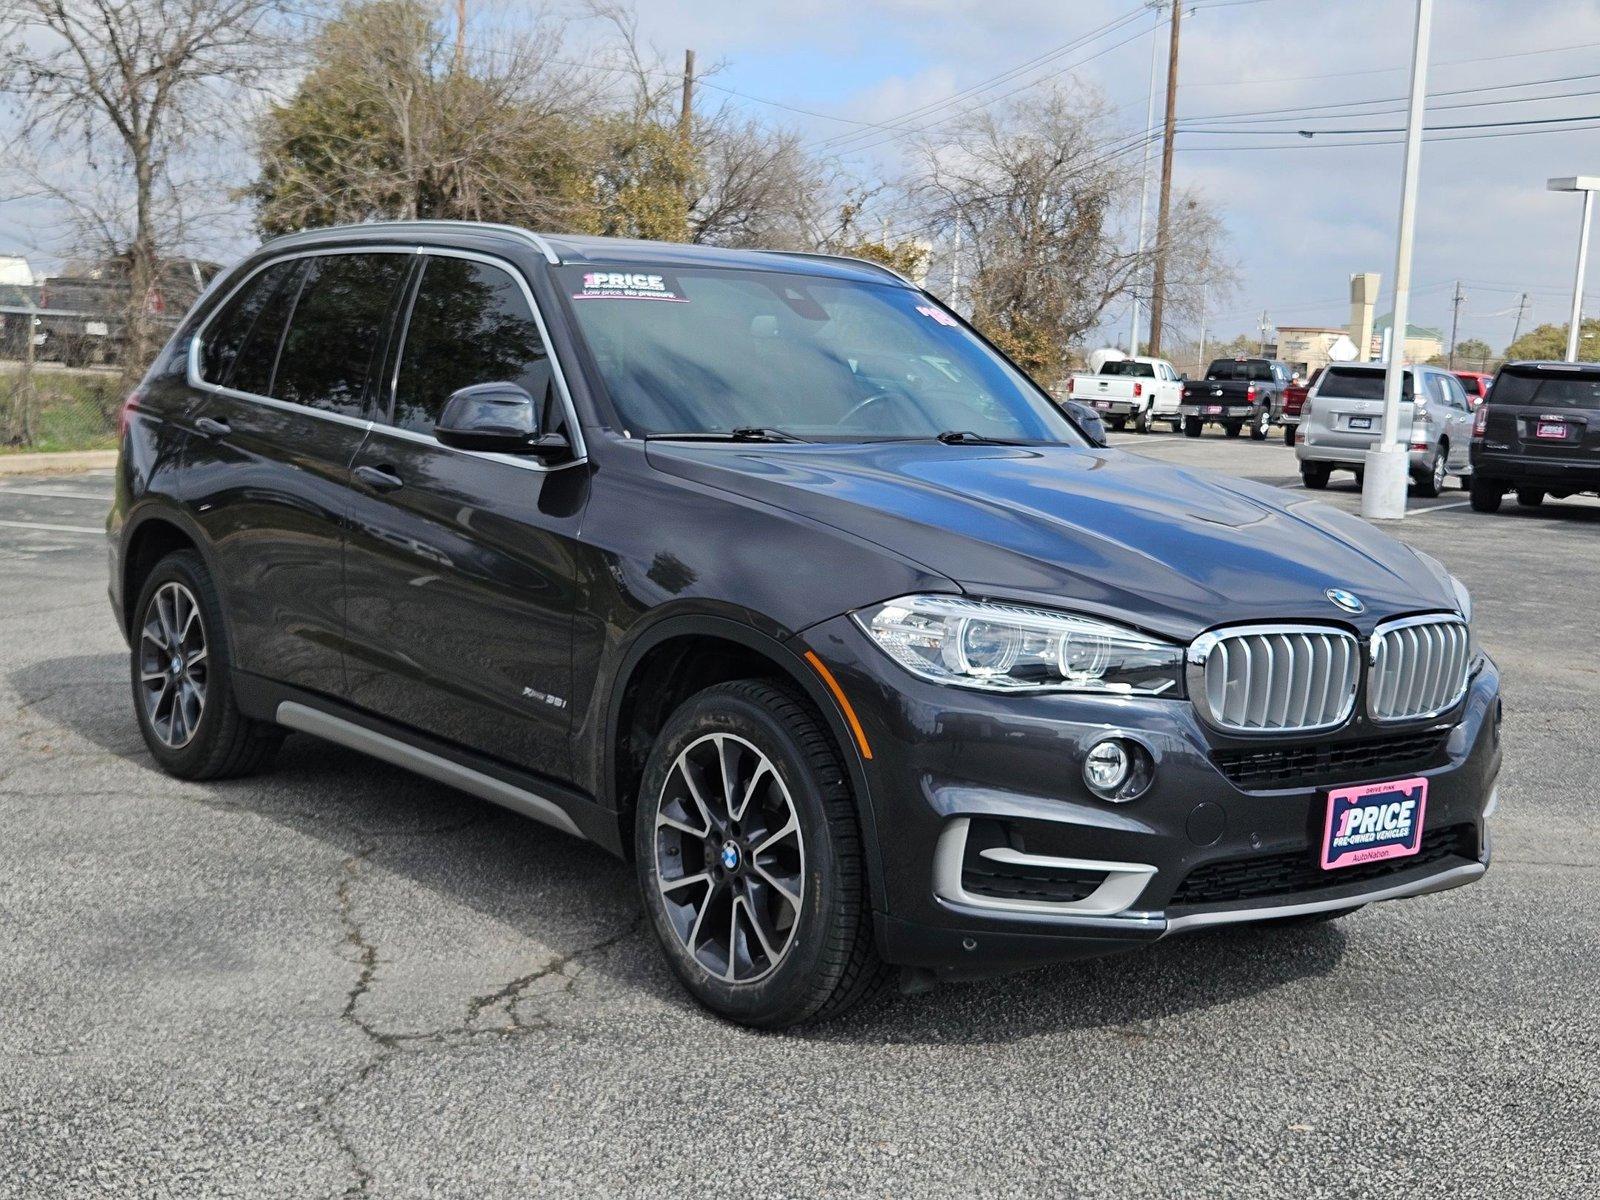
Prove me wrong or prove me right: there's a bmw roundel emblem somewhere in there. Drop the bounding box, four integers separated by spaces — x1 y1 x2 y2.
1325 588 1364 614
719 842 741 871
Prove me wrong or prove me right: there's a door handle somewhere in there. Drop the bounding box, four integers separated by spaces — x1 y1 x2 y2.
355 464 404 492
195 417 231 437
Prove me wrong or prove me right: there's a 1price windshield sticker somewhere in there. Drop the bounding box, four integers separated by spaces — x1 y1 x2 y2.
572 271 688 302
916 304 959 327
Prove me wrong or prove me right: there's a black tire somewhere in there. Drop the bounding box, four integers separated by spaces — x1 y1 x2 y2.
1107 416 1127 432
1184 416 1203 438
634 680 891 1028
1249 409 1270 440
1414 448 1452 499
1223 421 1242 438
1516 487 1546 508
129 550 283 780
1134 407 1151 434
1283 423 1296 447
1301 462 1331 490
1470 474 1502 512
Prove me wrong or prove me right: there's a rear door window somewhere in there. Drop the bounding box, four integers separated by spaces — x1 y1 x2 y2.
273 253 411 417
390 256 556 436
229 260 306 397
201 261 296 387
1489 367 1600 409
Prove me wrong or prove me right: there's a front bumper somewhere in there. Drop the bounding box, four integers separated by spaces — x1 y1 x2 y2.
799 616 1500 975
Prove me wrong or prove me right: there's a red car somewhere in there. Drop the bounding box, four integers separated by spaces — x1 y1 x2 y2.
1454 371 1492 408
1276 366 1323 445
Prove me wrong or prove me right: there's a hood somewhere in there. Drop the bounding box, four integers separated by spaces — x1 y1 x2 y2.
644 441 1457 641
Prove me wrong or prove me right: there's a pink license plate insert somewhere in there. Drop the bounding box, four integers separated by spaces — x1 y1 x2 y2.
1321 777 1428 870
1536 421 1567 439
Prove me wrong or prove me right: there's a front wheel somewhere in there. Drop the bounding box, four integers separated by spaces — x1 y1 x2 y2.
1283 423 1296 447
1184 416 1203 438
130 550 282 779
1223 421 1242 438
1250 409 1270 440
1517 487 1546 508
635 680 889 1028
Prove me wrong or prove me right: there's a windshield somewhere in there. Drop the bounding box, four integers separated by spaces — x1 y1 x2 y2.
557 265 1081 443
1491 366 1600 409
1318 366 1414 401
1205 359 1274 382
1101 360 1155 378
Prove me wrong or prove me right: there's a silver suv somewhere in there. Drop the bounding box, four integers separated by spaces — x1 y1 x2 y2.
1295 363 1476 496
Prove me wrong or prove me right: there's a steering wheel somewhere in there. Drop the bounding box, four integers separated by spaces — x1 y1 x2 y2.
836 391 910 431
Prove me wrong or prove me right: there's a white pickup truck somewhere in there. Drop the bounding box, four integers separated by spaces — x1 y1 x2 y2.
1067 356 1186 433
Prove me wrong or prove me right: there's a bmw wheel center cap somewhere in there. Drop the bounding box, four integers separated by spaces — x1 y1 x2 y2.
719 841 742 872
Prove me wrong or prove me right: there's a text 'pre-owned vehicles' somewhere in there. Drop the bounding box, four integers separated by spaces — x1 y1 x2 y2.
111 224 1501 1028
1066 356 1185 433
1179 356 1287 440
1296 362 1476 497
1470 359 1600 512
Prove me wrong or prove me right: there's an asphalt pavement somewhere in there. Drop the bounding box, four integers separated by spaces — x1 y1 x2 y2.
2 439 1597 1198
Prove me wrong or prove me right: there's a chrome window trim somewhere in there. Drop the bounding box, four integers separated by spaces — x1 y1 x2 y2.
187 240 588 469
1366 612 1471 724
1186 622 1360 735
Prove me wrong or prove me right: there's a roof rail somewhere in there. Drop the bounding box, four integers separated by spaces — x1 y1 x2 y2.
756 249 918 288
257 220 562 265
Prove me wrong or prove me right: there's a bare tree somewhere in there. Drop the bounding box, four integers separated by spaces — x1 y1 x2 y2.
2 0 293 379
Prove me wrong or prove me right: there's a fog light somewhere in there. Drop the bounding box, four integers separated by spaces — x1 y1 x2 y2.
1083 736 1153 802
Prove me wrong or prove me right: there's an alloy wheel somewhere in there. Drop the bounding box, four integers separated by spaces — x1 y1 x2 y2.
1433 450 1448 493
653 732 805 983
138 581 208 748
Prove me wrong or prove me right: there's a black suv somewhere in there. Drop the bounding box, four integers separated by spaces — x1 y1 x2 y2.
1470 359 1600 512
112 223 1501 1027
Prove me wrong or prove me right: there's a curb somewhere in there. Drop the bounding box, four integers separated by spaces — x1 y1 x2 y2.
0 450 118 476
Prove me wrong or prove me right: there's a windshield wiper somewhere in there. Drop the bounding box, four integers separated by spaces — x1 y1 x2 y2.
646 427 808 444
934 430 1024 446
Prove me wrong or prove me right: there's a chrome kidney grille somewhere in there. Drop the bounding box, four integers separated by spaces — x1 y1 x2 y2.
1188 626 1360 733
1368 616 1470 722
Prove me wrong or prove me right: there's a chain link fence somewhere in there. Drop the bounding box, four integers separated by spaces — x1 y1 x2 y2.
2 359 123 454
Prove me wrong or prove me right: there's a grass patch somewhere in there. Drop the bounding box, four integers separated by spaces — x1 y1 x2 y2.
1 367 121 454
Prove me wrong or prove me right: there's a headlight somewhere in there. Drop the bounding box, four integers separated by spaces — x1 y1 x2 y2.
851 595 1185 696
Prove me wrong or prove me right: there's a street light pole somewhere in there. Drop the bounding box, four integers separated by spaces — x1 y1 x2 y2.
1361 0 1432 523
1548 178 1599 362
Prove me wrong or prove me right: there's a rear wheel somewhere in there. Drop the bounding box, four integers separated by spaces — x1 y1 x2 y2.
130 551 282 780
1184 416 1203 438
1412 446 1446 498
1249 409 1270 440
1470 474 1503 512
1301 462 1331 490
1134 406 1151 434
635 680 889 1028
1517 487 1546 508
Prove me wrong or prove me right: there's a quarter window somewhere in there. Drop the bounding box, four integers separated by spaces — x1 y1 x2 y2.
273 253 410 417
391 256 555 435
200 260 296 388
229 260 306 397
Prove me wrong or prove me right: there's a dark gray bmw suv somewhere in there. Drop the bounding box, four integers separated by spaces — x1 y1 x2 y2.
110 222 1502 1027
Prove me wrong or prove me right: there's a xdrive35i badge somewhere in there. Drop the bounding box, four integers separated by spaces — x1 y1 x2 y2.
1326 588 1364 614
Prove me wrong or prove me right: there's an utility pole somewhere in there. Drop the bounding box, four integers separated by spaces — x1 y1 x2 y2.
453 0 467 72
1510 291 1529 349
1447 279 1463 367
1257 309 1272 355
1129 4 1162 356
1146 0 1182 356
1196 283 1208 378
679 49 696 147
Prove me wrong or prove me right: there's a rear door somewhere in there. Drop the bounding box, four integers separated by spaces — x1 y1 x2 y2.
1436 372 1475 471
188 249 410 697
1481 363 1600 462
342 249 587 780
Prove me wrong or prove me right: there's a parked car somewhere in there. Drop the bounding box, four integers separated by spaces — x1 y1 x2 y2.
1067 356 1184 433
1469 359 1600 512
1296 363 1475 497
1274 366 1323 447
1454 371 1493 408
111 224 1500 1028
1179 357 1287 439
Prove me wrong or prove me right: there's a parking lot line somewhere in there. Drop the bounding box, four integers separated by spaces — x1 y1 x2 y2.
0 486 113 501
0 518 104 535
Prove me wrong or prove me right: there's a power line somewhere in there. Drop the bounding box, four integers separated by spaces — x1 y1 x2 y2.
1178 37 1600 89
1183 70 1600 124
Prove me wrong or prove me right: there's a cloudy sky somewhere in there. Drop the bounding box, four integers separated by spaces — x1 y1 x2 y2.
620 0 1600 350
4 0 1598 352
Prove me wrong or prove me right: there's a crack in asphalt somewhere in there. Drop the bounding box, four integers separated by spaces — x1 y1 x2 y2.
314 817 644 1198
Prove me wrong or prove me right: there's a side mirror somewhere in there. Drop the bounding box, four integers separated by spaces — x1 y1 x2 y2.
1179 372 1189 381
434 382 569 459
1063 399 1109 448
